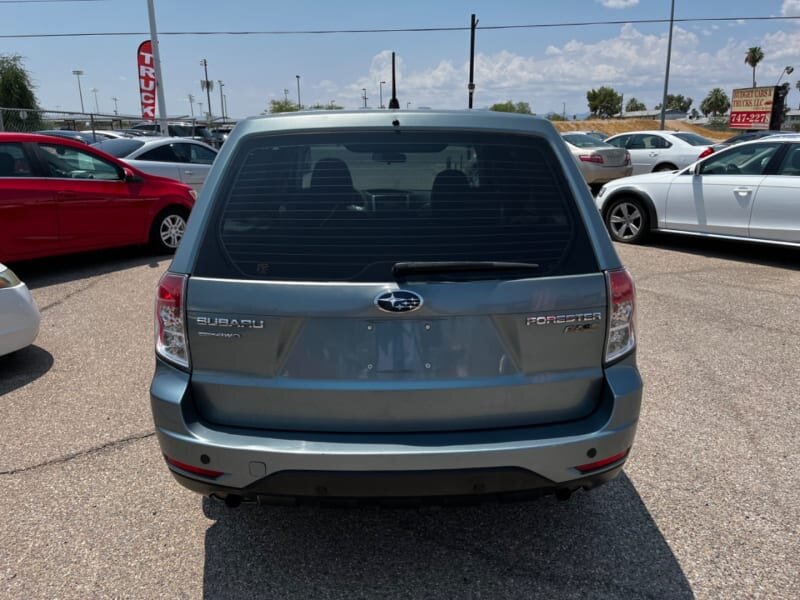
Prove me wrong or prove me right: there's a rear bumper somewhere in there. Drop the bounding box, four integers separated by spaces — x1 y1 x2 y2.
150 359 642 500
581 164 633 185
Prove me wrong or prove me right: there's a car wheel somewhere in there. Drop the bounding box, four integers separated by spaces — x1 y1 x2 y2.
605 197 649 244
653 163 677 172
151 207 189 253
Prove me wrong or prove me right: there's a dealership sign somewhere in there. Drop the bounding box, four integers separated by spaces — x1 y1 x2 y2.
137 40 157 121
729 86 775 130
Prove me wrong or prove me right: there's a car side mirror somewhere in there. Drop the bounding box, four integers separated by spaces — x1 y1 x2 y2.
124 167 143 183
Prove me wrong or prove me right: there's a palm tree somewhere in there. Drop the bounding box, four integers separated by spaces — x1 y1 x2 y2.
744 47 764 88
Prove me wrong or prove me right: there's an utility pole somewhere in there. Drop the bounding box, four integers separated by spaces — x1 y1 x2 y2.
659 0 675 130
72 70 85 113
217 80 225 121
90 88 100 113
111 96 119 115
146 0 169 136
468 14 478 109
362 88 368 108
200 58 213 124
197 101 203 119
295 75 301 110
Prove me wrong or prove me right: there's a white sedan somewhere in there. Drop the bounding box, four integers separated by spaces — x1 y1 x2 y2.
604 130 715 175
93 137 218 192
0 263 40 357
595 136 800 245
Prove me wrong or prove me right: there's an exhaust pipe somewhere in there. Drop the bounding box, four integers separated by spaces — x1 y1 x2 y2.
224 494 243 508
555 488 572 502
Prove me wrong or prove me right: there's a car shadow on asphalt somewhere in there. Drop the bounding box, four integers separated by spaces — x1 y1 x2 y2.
200 473 693 599
645 233 800 271
6 247 168 290
0 345 54 395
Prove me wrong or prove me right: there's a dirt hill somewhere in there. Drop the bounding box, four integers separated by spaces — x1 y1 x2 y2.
554 119 728 141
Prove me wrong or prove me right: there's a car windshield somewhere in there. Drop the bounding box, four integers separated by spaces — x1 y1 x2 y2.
93 138 145 157
673 132 713 146
194 130 597 282
562 134 613 148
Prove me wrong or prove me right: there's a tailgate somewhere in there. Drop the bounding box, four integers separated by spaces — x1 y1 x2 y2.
186 274 607 433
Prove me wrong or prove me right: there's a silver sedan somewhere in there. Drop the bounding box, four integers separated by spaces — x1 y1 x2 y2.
561 133 632 187
93 137 218 192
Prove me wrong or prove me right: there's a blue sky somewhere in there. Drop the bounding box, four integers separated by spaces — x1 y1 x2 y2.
2 0 800 119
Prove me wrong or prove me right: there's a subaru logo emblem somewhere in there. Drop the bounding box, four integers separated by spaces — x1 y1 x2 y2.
374 290 423 313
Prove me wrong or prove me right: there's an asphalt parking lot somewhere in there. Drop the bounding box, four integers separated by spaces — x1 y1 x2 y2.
1 237 798 599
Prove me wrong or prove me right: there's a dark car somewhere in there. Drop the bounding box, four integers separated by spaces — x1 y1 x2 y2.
0 133 196 262
150 110 642 506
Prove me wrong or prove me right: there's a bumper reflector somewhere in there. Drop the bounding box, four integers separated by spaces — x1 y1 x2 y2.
165 456 224 479
575 448 630 473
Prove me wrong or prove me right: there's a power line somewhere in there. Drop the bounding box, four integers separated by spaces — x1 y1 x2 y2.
0 15 798 39
0 0 106 4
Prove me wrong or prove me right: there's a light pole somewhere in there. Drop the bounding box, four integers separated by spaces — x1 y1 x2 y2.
659 0 675 130
776 66 794 85
72 70 85 113
90 88 100 113
379 81 386 108
223 94 228 121
200 59 213 124
217 80 225 121
362 88 368 108
197 101 203 119
295 75 301 110
188 94 195 119
111 96 119 115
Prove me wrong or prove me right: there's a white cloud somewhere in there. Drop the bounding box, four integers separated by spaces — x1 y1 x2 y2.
781 0 800 16
331 23 798 113
596 0 639 7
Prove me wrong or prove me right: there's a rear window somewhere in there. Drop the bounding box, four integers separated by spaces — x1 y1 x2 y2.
562 134 613 148
194 130 597 282
673 132 712 146
94 138 145 158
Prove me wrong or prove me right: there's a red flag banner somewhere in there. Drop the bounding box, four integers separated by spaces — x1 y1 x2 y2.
137 40 157 121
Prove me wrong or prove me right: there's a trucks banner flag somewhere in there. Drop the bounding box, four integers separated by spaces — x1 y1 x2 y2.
137 40 157 121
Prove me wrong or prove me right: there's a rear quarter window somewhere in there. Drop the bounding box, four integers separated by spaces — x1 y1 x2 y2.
193 130 598 282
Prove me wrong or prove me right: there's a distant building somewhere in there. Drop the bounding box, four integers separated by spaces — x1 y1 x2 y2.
619 109 688 120
783 110 800 130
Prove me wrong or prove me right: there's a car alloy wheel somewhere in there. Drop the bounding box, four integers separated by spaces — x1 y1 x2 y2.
156 212 188 251
607 199 646 243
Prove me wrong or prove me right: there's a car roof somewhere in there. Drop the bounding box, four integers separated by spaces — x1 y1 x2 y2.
229 110 560 141
127 136 217 147
0 131 95 148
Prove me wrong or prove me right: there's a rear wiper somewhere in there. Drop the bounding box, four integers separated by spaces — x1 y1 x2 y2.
392 261 540 278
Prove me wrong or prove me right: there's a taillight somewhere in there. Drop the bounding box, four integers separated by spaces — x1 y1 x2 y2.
579 154 605 164
155 272 190 368
697 146 714 159
623 150 631 165
605 268 636 363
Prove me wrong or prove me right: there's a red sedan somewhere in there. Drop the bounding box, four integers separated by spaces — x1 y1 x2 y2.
0 132 196 262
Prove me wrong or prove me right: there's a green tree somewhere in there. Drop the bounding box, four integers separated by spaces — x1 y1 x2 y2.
545 111 566 121
655 94 693 113
625 97 646 112
745 46 764 88
310 102 344 110
700 88 730 117
0 54 41 132
586 86 622 119
690 108 700 119
489 100 532 114
268 98 299 113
